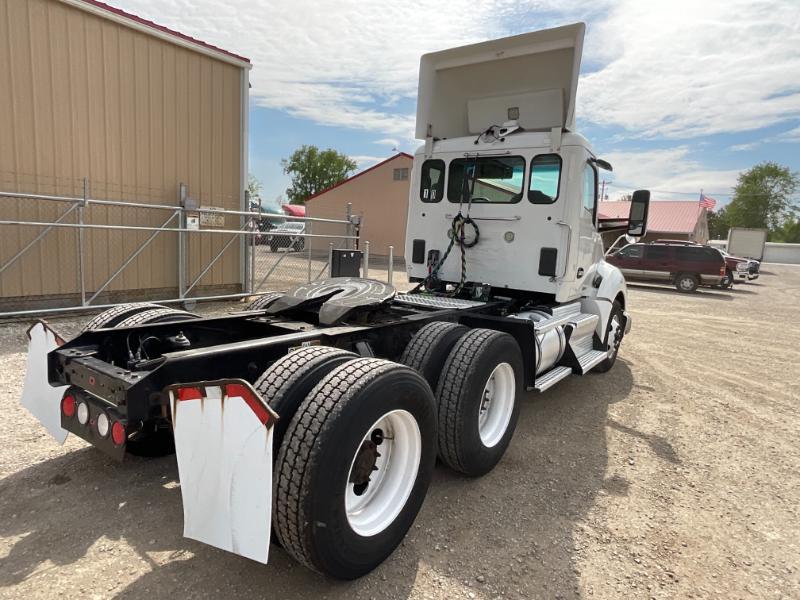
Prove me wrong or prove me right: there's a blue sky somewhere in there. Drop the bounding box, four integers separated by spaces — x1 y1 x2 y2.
114 0 800 210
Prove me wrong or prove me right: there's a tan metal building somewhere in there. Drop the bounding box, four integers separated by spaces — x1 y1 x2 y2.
305 153 413 258
0 0 250 309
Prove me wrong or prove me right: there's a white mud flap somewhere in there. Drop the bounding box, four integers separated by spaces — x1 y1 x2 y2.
167 380 279 564
21 321 69 443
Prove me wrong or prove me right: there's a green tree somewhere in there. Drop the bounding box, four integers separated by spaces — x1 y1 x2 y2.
247 174 263 211
707 206 729 240
282 146 357 205
726 162 799 231
770 218 800 243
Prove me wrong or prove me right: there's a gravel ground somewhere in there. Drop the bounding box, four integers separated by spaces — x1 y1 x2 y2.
1 266 798 599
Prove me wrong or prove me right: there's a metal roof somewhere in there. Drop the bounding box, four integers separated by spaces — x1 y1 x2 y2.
598 201 705 233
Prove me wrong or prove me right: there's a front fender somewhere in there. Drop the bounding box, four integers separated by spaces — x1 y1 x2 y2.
580 261 628 340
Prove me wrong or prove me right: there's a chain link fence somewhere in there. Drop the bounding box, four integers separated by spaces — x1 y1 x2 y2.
0 175 359 317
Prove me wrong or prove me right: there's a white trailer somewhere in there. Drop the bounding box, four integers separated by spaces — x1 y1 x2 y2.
20 22 650 580
727 227 767 261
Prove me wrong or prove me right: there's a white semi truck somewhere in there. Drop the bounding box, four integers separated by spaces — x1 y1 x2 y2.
20 23 649 579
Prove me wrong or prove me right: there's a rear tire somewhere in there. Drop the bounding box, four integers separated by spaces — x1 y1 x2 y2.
399 321 469 389
273 358 436 579
255 345 356 451
247 292 283 311
80 303 163 332
675 273 699 293
436 329 522 476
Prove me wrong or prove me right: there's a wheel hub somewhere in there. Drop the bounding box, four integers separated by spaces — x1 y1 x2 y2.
348 431 384 496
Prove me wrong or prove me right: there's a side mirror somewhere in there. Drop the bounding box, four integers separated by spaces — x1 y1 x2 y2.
627 189 650 237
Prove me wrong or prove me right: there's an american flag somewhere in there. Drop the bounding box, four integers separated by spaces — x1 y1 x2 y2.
699 193 716 209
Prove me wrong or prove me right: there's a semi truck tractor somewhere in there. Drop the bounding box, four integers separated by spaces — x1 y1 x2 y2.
20 22 650 579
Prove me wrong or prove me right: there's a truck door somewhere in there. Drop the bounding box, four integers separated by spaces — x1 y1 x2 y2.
576 161 599 279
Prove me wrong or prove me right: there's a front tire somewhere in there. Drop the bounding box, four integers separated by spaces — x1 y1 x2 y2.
720 270 733 289
593 300 624 373
273 358 436 579
436 329 522 476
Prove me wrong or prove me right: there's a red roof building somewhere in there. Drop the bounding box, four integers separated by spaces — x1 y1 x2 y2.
281 204 306 218
598 201 710 244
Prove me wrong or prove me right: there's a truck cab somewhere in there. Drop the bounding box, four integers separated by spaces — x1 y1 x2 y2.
405 22 649 338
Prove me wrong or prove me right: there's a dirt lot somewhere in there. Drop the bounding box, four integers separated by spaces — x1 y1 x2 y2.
1 266 799 599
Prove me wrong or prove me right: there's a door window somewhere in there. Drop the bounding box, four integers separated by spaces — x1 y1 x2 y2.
583 163 597 215
528 154 562 203
420 160 445 203
646 245 670 261
618 245 643 258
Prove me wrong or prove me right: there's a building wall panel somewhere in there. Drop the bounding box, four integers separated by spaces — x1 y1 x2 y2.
0 0 245 303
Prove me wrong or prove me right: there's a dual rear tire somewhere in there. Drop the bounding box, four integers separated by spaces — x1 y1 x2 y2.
268 356 437 579
401 322 523 476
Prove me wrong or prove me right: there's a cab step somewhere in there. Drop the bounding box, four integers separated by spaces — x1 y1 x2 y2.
577 349 608 374
533 366 572 392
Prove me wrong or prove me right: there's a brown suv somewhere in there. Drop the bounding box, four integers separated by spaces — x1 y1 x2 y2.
607 241 727 292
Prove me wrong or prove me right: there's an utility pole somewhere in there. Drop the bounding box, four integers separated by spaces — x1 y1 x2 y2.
600 179 608 202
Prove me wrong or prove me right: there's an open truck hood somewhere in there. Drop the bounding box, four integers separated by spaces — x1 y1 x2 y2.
415 22 585 139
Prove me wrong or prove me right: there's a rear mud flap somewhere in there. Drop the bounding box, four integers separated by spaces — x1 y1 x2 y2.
167 380 279 564
21 321 69 443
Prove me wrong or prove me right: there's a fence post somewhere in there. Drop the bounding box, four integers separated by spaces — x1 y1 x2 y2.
177 184 187 298
306 220 312 282
78 178 87 306
387 245 394 285
346 202 352 250
363 241 370 278
328 242 334 277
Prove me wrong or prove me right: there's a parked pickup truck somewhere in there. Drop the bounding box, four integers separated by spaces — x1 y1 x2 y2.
606 240 726 292
720 249 759 284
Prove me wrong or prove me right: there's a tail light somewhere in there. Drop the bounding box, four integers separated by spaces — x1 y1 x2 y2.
720 266 726 276
111 421 126 446
61 393 76 418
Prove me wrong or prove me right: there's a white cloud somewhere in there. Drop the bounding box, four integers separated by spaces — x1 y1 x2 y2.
349 155 386 169
602 147 741 200
730 142 759 152
580 0 800 139
113 0 800 144
774 125 800 142
374 138 400 148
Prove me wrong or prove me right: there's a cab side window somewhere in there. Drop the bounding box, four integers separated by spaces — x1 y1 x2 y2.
420 159 445 203
528 155 561 203
583 163 597 215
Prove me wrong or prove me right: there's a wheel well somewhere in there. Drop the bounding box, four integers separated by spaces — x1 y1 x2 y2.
615 292 625 310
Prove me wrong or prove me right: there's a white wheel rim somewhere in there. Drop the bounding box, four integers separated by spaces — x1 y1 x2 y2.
345 409 421 537
680 277 693 290
477 362 515 448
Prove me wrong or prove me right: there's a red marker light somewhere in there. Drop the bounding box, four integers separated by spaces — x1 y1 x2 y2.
111 421 126 446
61 394 76 418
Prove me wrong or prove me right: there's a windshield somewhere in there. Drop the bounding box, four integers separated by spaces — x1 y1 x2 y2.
447 156 525 203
